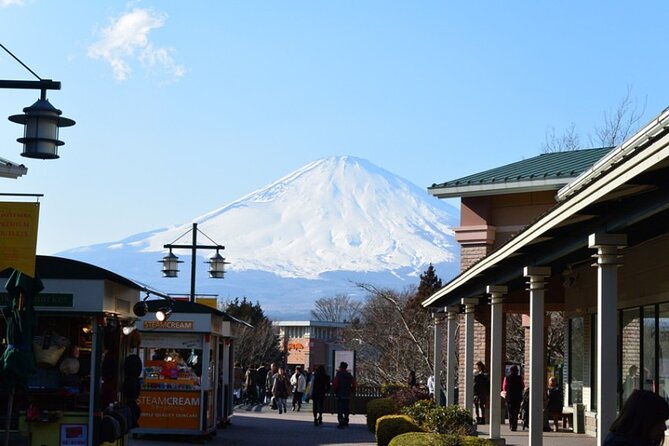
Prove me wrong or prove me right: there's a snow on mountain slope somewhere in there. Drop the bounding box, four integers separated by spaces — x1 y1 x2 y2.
139 156 458 278
60 156 459 316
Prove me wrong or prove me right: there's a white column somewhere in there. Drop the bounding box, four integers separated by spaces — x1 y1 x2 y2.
462 297 478 417
487 285 507 440
589 233 626 446
525 266 551 446
446 305 459 406
433 312 445 405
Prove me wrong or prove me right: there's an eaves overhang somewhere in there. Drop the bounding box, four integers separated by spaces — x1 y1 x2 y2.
0 157 27 179
423 108 669 309
428 178 569 199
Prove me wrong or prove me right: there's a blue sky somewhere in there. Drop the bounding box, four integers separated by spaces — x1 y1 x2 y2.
1 1 669 255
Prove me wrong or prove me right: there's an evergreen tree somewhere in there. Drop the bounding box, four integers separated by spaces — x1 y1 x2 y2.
405 263 443 312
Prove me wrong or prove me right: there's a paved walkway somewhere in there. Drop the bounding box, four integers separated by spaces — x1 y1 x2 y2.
130 402 376 446
129 403 598 446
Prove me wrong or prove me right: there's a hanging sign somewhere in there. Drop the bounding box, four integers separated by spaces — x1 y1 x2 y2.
0 201 39 277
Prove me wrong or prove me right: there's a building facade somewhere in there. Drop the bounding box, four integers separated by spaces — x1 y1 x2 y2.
272 320 348 373
424 108 669 445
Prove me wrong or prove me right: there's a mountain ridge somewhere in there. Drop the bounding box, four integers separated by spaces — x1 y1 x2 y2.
59 156 459 318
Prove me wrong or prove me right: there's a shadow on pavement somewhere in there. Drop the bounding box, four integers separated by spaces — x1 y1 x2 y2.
130 404 376 446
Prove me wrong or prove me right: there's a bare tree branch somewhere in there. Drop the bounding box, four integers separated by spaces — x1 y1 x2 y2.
356 282 432 371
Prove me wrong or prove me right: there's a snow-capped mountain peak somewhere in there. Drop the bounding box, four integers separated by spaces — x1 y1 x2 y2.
60 156 459 317
140 155 458 279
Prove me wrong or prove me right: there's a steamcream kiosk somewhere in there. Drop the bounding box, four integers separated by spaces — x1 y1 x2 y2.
134 300 240 438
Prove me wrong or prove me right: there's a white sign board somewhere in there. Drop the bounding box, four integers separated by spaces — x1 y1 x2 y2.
333 350 356 377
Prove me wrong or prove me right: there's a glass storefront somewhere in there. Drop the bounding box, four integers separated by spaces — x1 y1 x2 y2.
569 303 669 415
569 316 584 405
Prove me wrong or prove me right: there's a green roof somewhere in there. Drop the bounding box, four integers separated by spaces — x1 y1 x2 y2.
428 147 613 198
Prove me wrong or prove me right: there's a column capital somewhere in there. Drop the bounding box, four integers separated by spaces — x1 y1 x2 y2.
487 285 507 305
461 298 478 313
486 285 507 295
588 233 627 249
523 266 551 277
432 312 446 324
589 233 627 266
447 304 460 320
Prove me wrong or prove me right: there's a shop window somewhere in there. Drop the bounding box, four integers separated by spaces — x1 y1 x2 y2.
657 304 669 402
569 316 584 405
643 305 657 392
621 308 641 406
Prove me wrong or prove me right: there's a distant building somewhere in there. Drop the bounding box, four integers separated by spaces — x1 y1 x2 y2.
272 320 348 372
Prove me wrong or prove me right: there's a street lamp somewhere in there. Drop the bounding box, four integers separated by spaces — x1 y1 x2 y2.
159 222 229 303
0 44 75 161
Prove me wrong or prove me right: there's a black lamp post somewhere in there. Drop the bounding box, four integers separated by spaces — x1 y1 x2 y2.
5 80 75 160
0 44 75 160
159 222 229 303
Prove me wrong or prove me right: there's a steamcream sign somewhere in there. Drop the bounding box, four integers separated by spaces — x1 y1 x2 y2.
143 320 194 330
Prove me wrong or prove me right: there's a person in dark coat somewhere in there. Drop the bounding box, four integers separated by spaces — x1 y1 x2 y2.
473 361 489 424
333 361 356 428
310 365 331 426
603 390 669 446
604 389 669 446
502 364 524 431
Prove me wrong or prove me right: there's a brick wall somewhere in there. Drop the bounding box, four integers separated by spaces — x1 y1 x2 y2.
460 245 489 271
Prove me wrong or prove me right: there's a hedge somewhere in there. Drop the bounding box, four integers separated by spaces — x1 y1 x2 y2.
376 415 424 446
388 432 495 446
367 398 398 432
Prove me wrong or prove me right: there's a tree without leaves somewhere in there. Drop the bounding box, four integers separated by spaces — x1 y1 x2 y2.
310 294 362 322
541 86 646 153
592 85 645 147
505 311 565 369
541 122 581 153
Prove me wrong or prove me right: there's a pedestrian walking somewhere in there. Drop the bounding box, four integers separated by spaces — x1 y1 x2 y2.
272 367 290 414
501 364 524 431
256 363 268 403
265 363 278 405
310 365 331 426
290 366 306 411
333 361 356 428
244 364 258 404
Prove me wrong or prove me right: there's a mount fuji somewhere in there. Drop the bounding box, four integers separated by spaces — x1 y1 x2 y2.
59 156 460 318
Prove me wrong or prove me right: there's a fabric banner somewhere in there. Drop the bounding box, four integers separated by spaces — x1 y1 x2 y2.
0 202 39 277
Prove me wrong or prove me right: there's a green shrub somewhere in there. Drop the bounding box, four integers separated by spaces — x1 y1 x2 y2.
461 438 494 446
367 398 399 432
381 383 408 396
401 402 475 436
388 432 495 446
376 415 424 446
401 399 437 427
388 432 460 446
